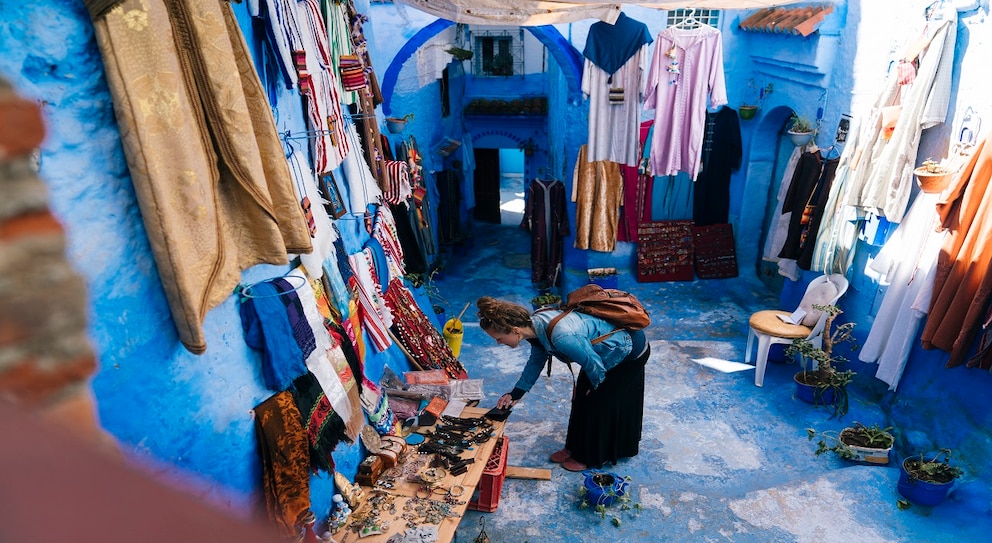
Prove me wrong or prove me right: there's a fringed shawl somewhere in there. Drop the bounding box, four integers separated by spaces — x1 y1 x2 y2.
291 372 347 473
254 391 311 537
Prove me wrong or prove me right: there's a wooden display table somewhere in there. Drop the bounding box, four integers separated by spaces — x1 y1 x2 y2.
332 406 506 543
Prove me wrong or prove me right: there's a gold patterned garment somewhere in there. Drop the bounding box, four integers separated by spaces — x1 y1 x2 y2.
254 391 312 537
572 145 623 252
87 0 313 353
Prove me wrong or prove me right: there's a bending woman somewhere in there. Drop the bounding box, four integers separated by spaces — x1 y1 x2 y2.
477 296 650 472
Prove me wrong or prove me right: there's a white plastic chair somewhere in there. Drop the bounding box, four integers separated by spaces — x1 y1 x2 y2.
745 273 849 386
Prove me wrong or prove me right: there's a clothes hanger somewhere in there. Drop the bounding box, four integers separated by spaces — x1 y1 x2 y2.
673 9 702 30
237 273 307 299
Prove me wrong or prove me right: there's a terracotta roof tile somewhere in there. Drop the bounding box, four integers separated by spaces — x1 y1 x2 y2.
738 4 834 37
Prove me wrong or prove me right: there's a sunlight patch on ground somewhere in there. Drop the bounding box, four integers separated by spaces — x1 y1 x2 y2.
500 196 525 214
496 479 561 522
660 419 763 475
637 487 673 516
728 478 898 543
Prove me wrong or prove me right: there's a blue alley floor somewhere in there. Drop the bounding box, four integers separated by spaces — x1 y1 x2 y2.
427 217 990 543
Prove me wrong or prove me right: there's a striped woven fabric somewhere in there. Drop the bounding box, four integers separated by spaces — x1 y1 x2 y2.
339 54 367 91
382 159 412 205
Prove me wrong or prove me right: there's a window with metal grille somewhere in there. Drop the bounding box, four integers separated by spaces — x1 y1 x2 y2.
667 8 720 28
472 31 522 77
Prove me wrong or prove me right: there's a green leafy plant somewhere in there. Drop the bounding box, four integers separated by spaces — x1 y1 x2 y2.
903 449 963 484
445 46 473 61
788 112 814 133
806 422 894 460
578 474 641 528
742 78 773 108
530 293 561 307
786 304 858 418
918 158 950 174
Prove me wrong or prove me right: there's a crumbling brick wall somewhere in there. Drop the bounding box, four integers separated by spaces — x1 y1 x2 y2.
0 77 105 440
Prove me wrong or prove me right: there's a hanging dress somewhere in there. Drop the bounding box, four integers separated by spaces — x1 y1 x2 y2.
582 12 653 166
522 177 569 287
644 24 727 179
859 193 944 390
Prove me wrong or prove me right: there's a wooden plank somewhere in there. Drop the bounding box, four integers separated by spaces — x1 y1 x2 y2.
505 466 552 481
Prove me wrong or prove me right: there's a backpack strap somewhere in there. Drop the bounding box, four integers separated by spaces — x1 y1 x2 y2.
536 306 576 378
542 305 621 345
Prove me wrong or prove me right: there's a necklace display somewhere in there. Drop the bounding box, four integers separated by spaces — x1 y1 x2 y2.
384 278 466 378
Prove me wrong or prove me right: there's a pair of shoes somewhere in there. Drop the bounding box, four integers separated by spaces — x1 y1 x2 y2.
561 458 587 472
549 448 571 463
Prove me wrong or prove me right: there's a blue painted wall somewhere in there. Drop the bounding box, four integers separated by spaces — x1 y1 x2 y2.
4 0 992 520
0 0 418 519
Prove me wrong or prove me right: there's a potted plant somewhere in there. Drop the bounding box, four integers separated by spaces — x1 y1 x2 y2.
740 79 772 121
787 112 815 146
913 158 954 193
785 304 857 418
578 470 641 527
897 448 963 507
445 46 473 61
530 292 561 310
385 113 413 134
806 421 895 464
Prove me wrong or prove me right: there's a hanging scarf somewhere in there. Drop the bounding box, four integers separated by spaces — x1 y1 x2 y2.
254 391 311 537
87 0 313 354
291 371 348 473
239 281 307 391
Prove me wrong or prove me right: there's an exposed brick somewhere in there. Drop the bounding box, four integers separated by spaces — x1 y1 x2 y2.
0 94 45 159
0 210 64 241
0 237 69 276
0 353 97 407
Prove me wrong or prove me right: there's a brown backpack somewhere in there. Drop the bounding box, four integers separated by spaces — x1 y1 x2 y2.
538 284 651 345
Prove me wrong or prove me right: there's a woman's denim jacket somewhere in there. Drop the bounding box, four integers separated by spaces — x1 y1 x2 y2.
513 310 633 394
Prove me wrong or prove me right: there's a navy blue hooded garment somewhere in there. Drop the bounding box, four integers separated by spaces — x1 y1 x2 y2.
583 12 653 77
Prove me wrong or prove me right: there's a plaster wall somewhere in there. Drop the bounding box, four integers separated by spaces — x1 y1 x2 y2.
0 0 419 518
4 0 992 522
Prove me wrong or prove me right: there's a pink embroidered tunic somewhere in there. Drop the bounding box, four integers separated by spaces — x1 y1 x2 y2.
644 25 727 179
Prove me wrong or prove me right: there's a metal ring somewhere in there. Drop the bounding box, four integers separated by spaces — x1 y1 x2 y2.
415 486 431 499
448 484 466 497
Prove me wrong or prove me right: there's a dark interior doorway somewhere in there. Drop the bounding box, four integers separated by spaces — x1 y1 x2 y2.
473 148 501 223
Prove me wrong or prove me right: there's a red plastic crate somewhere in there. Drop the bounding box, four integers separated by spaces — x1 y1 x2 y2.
468 436 509 512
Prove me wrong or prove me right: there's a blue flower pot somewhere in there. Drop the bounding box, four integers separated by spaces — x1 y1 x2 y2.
583 470 629 507
898 459 955 506
794 373 837 405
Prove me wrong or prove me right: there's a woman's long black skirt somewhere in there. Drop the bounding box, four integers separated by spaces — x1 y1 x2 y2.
564 345 650 468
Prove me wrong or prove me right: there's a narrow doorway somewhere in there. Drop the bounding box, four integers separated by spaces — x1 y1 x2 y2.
473 148 501 223
472 148 526 225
